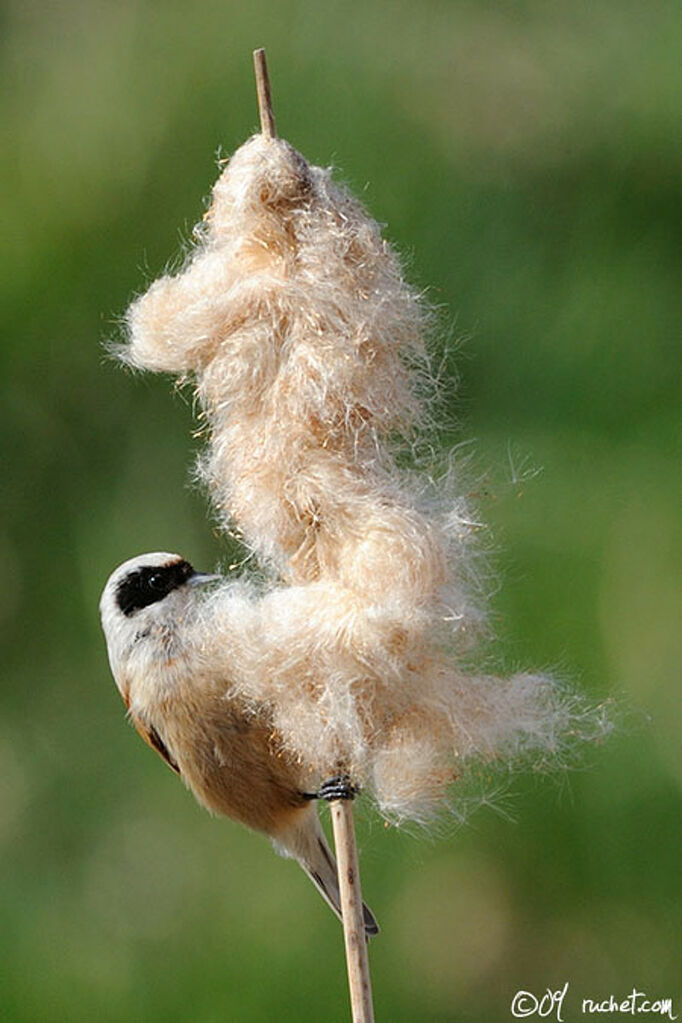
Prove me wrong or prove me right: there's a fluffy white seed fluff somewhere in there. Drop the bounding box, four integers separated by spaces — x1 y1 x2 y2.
121 134 608 822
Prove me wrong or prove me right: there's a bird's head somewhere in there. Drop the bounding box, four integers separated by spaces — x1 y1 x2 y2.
100 552 220 703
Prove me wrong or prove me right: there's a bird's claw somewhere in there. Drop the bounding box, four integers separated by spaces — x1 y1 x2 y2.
316 774 359 802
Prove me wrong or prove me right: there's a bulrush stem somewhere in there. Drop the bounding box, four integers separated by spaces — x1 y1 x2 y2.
330 800 376 1023
253 48 277 138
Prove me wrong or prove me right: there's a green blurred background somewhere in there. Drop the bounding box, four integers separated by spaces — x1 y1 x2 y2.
1 1 680 1020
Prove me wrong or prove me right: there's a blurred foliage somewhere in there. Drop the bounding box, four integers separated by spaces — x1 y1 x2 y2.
1 1 680 1020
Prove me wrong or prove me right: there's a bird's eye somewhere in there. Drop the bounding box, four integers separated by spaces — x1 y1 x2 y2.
116 563 187 616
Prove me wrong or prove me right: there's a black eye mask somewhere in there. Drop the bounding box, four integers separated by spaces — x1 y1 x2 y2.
115 560 195 616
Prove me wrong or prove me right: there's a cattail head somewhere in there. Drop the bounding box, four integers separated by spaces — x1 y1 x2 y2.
120 130 611 823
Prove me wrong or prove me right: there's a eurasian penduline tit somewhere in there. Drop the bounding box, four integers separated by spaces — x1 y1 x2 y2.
100 552 379 936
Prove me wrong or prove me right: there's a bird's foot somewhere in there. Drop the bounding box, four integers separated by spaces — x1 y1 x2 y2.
303 774 359 802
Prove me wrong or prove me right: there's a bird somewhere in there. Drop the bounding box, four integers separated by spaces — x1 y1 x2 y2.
100 551 379 937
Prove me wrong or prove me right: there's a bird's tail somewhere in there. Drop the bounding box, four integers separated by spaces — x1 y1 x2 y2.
275 808 380 937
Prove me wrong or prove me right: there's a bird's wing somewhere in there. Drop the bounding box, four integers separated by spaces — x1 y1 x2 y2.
129 712 180 774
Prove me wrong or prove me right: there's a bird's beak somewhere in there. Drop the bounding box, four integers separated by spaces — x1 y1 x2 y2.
188 571 222 587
